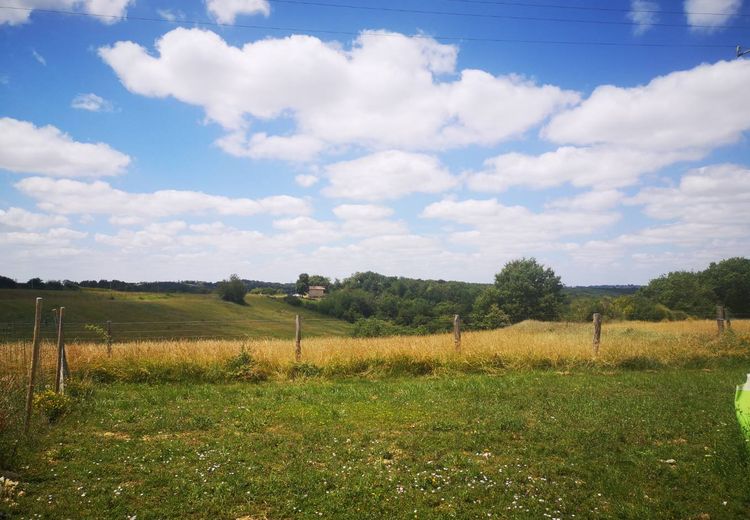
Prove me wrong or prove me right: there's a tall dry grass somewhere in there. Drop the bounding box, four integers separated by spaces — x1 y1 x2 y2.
2 320 748 385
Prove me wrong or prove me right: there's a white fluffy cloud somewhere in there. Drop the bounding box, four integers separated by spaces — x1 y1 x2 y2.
0 227 86 246
0 118 130 177
480 59 750 192
333 204 393 220
422 198 620 256
99 28 578 155
0 207 69 229
628 0 659 35
568 164 750 266
216 131 325 162
544 60 750 153
546 190 624 212
0 0 132 25
294 174 319 188
15 177 312 218
71 93 113 112
628 164 750 225
684 0 742 30
332 204 406 236
466 146 701 192
206 0 270 23
323 150 458 200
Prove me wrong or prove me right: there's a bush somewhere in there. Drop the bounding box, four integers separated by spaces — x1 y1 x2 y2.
287 362 322 379
33 390 72 422
284 294 302 306
66 378 95 399
225 350 269 382
352 317 405 337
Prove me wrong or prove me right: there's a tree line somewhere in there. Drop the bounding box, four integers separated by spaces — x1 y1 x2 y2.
565 257 750 321
5 257 748 335
293 257 750 336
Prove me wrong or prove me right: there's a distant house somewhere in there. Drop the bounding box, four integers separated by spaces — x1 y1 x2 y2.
307 286 326 299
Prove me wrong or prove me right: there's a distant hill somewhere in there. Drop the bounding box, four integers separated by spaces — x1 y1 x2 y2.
563 285 641 298
0 276 295 295
0 288 351 343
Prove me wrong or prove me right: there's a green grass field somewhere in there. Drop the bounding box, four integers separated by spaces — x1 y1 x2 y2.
4 367 749 519
0 289 351 342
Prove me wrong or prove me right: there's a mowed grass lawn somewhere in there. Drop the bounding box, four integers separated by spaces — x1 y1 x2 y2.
6 368 750 519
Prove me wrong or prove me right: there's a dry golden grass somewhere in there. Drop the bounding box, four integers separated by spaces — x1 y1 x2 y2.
3 320 748 385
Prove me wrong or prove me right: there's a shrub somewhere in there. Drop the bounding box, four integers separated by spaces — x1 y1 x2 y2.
284 294 302 306
66 378 95 399
287 362 322 379
352 317 405 337
226 350 268 382
33 390 72 422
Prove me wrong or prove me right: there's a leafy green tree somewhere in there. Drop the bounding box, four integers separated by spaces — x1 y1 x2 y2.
638 271 714 317
700 257 750 316
491 258 564 323
471 303 511 330
217 274 247 304
26 277 44 289
295 273 310 295
308 275 331 288
0 275 17 289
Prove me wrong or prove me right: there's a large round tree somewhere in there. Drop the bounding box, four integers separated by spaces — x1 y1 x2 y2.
217 274 248 304
492 258 564 323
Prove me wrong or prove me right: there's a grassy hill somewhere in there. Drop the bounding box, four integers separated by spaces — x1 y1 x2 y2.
0 289 351 342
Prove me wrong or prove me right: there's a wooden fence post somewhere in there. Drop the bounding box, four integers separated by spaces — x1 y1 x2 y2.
453 314 462 352
106 320 112 356
24 297 43 434
55 307 66 394
592 313 602 356
295 315 302 363
725 308 732 331
716 305 725 335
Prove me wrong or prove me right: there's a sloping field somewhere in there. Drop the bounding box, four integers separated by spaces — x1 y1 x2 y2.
0 289 352 341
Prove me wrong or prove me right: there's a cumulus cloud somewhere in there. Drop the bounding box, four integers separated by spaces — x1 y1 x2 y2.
99 28 578 155
294 174 319 188
0 118 130 177
543 60 750 153
0 207 69 229
333 204 394 220
546 190 624 212
206 0 270 23
466 146 702 192
0 227 87 246
323 150 458 201
332 204 406 236
628 164 750 225
1 0 132 25
684 0 742 30
628 0 659 35
568 164 750 266
422 198 620 254
15 177 312 218
216 131 325 162
488 59 750 192
71 93 113 112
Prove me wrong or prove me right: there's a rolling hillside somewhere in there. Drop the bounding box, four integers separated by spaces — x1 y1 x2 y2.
0 289 351 342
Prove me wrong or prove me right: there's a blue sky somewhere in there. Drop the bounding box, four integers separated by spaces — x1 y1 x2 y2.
1 0 749 285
